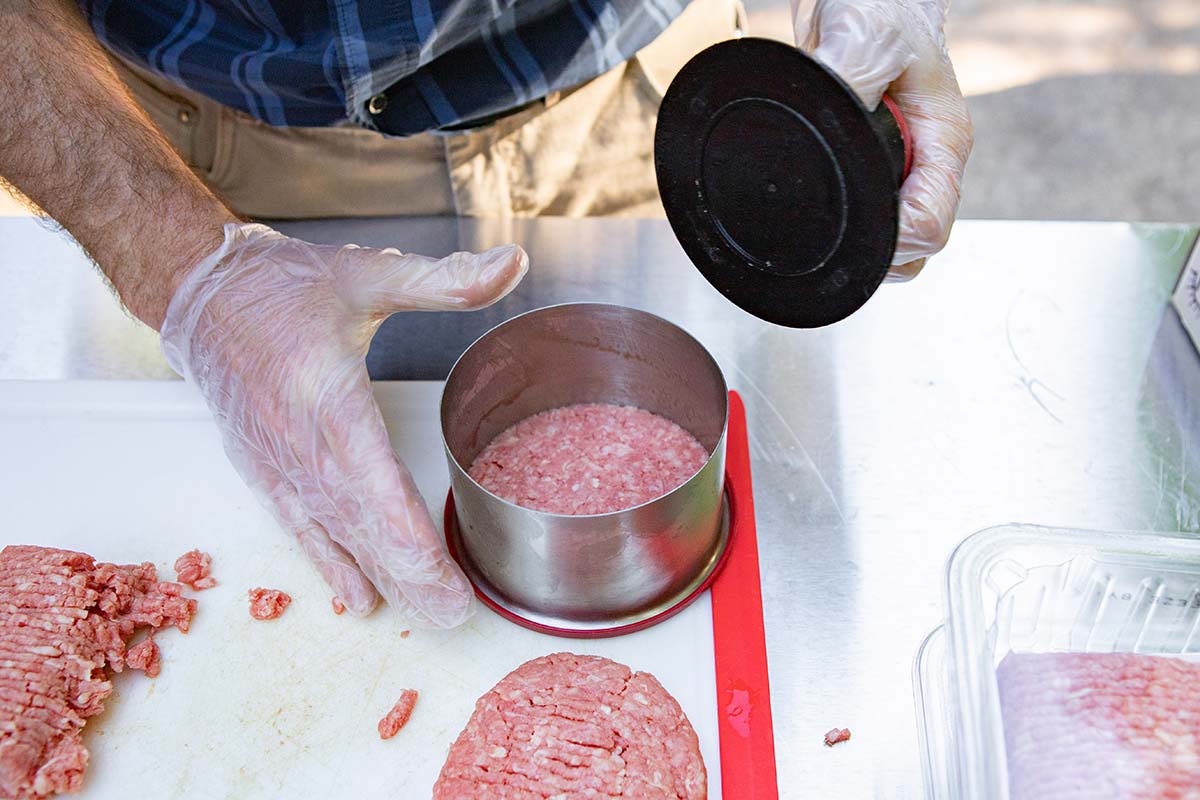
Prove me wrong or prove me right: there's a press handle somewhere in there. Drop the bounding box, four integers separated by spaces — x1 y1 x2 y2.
873 94 913 187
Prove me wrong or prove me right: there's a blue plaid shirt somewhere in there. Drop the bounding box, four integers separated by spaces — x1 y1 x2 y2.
80 0 682 133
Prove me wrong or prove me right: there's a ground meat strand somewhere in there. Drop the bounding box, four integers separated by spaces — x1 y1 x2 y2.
824 727 851 747
331 597 345 615
378 690 418 740
468 404 709 515
173 550 217 590
247 588 291 621
0 545 196 800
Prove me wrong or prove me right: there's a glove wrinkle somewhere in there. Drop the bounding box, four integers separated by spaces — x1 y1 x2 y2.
160 223 527 629
310 387 474 628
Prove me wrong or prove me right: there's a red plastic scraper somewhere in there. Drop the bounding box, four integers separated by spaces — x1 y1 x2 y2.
711 390 779 798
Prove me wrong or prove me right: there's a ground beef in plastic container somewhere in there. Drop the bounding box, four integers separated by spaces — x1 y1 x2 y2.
467 404 710 515
433 652 707 799
378 690 418 739
0 545 196 799
247 588 291 620
997 652 1200 799
173 550 216 590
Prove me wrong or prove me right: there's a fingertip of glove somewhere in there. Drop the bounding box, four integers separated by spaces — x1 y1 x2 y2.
382 571 476 629
327 577 381 616
424 594 475 629
342 592 381 617
885 257 925 280
457 244 528 309
485 243 529 278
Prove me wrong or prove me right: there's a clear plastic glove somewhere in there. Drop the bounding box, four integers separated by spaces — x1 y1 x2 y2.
792 0 973 277
161 223 528 627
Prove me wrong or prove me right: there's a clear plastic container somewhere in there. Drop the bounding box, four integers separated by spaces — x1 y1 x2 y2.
913 524 1200 799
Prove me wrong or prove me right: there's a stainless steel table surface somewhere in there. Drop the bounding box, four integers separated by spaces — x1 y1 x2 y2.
4 214 1200 797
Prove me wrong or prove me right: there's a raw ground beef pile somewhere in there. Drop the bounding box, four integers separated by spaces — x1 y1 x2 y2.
997 652 1200 799
433 652 706 799
468 404 710 515
0 546 196 799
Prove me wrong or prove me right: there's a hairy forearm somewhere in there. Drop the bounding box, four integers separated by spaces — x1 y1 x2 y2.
0 0 238 329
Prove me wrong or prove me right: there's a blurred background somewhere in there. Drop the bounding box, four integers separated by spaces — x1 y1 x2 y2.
4 0 1199 223
748 0 1200 222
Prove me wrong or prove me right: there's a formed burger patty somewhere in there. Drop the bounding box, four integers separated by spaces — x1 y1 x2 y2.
433 652 706 799
468 404 710 516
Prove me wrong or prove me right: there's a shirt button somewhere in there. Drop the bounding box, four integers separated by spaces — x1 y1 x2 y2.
367 94 388 115
178 109 192 124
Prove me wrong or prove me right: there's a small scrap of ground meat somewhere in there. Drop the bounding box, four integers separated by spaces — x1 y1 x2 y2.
433 652 707 799
0 545 196 799
331 596 345 615
247 588 291 621
125 637 161 678
824 728 851 747
173 550 217 590
378 690 418 740
399 630 410 639
467 403 710 515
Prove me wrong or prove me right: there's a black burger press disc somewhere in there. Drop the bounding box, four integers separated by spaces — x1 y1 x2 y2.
655 37 913 329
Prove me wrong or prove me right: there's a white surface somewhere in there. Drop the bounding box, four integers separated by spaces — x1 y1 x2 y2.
0 380 722 799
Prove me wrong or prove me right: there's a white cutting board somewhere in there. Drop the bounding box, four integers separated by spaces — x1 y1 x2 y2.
0 381 722 799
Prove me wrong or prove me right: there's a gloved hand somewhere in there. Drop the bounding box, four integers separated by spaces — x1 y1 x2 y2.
161 223 528 627
792 0 973 278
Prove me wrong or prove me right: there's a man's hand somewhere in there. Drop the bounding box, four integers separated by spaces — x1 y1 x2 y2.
162 225 528 623
0 0 530 626
0 0 237 327
793 0 973 278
